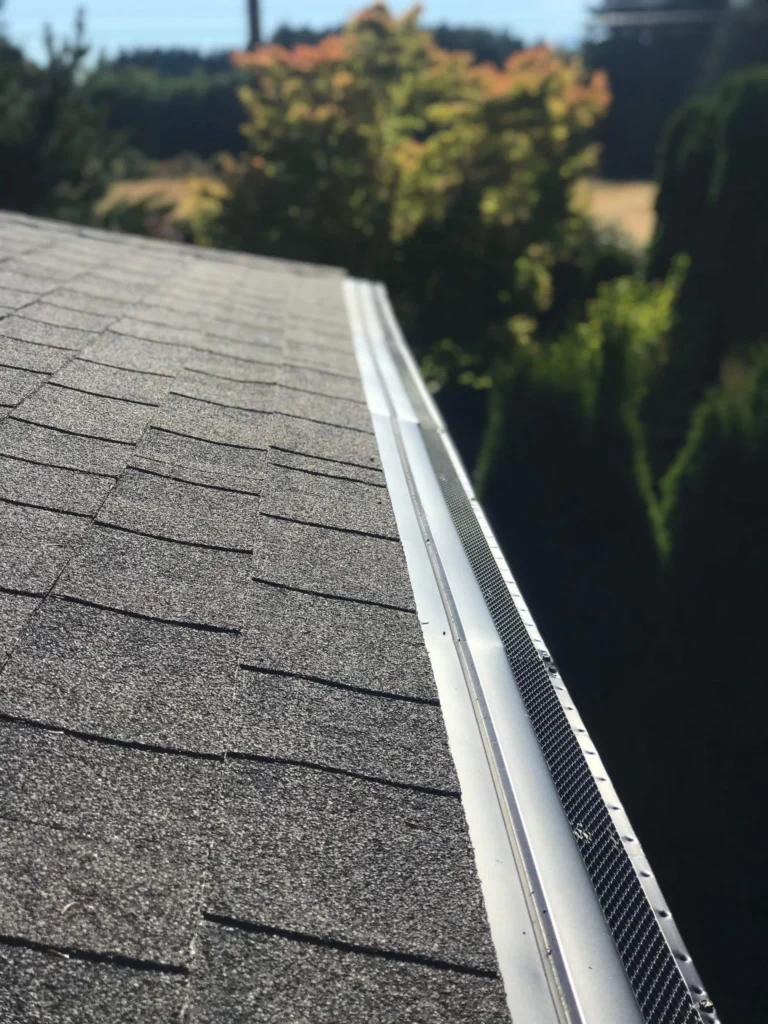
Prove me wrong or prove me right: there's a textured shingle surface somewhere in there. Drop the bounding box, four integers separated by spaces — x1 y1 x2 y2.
0 211 508 1022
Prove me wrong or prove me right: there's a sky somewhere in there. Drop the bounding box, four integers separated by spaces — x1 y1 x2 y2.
3 1 590 60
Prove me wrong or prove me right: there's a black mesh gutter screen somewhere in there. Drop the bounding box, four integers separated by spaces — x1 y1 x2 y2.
372 285 716 1024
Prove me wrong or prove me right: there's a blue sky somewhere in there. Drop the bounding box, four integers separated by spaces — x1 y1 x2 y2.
4 1 589 60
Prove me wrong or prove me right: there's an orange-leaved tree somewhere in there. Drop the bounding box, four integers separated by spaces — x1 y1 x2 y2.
203 4 609 371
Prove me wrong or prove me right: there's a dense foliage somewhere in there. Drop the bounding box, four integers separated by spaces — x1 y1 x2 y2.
205 5 609 390
85 25 523 163
647 66 768 469
90 63 246 160
0 13 123 220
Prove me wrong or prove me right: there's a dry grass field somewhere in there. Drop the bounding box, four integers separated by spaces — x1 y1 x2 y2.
102 176 658 249
98 176 223 222
578 179 657 248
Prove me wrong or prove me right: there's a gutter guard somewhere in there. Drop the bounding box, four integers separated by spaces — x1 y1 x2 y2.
344 278 717 1024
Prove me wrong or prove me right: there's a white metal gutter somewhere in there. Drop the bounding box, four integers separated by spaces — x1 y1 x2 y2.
344 277 716 1024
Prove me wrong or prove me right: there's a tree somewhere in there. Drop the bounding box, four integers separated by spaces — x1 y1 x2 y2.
0 11 124 220
646 67 768 468
651 346 768 1020
204 4 609 378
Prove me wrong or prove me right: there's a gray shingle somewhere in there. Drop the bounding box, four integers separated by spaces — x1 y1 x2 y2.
280 363 366 402
43 288 132 319
284 340 359 376
0 213 504 1023
97 469 260 550
0 366 45 406
0 599 238 752
0 270 56 295
67 276 148 305
270 413 381 468
251 515 414 609
188 922 510 1024
0 419 130 476
55 526 250 629
0 504 89 592
16 301 114 333
0 455 112 515
0 285 36 310
0 316 96 351
111 317 210 351
268 446 385 486
53 360 170 406
0 591 40 662
134 427 264 488
239 582 436 701
273 386 372 433
0 722 221 842
0 819 203 966
81 332 189 376
171 371 273 411
155 395 270 449
207 762 497 971
15 385 152 443
186 350 279 381
0 336 73 373
262 464 397 539
0 945 187 1024
231 669 458 790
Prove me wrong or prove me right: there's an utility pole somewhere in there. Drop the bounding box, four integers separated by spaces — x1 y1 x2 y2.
247 0 261 48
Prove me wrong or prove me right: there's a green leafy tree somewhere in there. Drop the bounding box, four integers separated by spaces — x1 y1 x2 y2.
647 67 768 468
201 4 609 378
475 264 684 769
647 346 768 1018
0 11 123 220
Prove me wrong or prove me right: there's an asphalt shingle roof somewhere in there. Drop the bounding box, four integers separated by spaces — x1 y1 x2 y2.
0 211 510 1022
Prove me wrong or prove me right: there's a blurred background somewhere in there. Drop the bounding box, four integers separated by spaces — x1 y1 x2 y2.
2 2 766 1019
